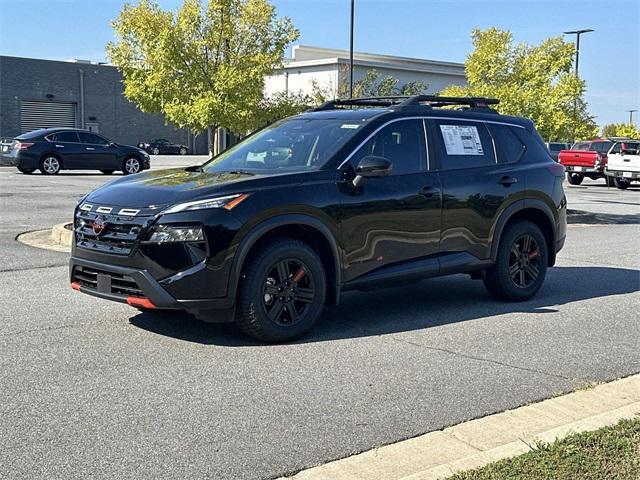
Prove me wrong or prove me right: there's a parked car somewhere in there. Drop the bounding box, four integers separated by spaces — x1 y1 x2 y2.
70 95 567 342
604 140 640 189
139 138 189 155
558 138 621 185
9 128 150 175
545 142 571 161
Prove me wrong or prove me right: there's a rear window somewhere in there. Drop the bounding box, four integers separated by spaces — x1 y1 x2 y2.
548 143 567 151
571 142 591 151
16 129 49 140
489 124 526 163
595 141 613 153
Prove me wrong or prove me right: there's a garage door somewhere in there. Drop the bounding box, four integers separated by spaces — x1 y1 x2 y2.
20 100 77 133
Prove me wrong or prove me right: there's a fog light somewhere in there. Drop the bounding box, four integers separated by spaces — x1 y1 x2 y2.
147 225 204 243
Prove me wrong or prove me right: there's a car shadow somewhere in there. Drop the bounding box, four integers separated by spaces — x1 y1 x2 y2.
129 265 639 347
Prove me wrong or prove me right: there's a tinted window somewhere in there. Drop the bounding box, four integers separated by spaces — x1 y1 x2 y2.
433 120 495 170
611 143 621 154
572 142 590 150
54 131 80 143
548 143 567 151
78 132 108 145
349 120 426 175
598 141 613 152
489 124 526 163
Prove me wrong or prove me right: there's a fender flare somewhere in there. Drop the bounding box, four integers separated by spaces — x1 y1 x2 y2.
490 199 557 262
227 214 342 302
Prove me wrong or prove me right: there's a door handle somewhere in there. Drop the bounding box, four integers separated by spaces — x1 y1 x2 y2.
55 144 64 148
498 176 518 186
420 186 439 198
85 147 95 151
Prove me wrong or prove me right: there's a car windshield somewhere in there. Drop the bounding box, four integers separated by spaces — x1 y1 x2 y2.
202 118 365 174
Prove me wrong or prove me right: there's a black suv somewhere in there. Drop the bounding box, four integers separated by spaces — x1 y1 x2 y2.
70 96 567 342
9 128 150 175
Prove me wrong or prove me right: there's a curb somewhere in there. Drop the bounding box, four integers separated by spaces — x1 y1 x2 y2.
280 374 640 480
51 222 73 247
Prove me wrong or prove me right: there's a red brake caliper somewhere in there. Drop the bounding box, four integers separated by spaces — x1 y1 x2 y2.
528 250 539 260
292 267 306 284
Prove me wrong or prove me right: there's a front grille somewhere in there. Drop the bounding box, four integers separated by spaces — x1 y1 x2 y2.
75 209 152 255
72 265 144 298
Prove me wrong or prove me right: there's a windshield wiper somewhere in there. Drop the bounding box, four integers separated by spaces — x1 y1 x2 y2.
225 170 255 176
184 165 203 172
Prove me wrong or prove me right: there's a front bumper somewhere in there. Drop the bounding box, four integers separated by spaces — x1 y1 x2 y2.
70 256 236 320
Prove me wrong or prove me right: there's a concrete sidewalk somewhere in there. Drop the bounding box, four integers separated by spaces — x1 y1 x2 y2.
281 374 640 480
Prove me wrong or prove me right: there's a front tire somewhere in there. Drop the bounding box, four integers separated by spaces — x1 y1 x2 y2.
614 177 630 190
179 147 187 155
17 166 35 174
40 155 61 175
566 172 583 185
122 157 141 175
483 221 548 302
236 239 326 342
151 147 160 155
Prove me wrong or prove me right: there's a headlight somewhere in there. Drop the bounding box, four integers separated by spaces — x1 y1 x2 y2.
162 193 250 214
146 225 204 243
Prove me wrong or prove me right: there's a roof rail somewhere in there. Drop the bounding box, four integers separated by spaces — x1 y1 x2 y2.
310 95 499 112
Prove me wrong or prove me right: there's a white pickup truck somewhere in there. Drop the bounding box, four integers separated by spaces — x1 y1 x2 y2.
605 140 640 189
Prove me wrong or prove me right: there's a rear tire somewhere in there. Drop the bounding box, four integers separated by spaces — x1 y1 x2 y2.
151 147 160 155
100 169 114 175
179 147 187 155
614 177 630 190
605 175 615 187
236 238 326 342
483 221 548 302
17 166 35 174
40 155 61 175
566 172 583 185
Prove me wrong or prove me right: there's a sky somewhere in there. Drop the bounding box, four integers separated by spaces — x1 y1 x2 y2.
1 0 638 127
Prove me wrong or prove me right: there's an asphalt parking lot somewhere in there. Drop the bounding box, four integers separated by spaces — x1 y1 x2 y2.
1 157 639 479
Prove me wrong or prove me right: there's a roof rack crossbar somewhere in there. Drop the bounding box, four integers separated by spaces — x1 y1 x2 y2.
309 95 499 112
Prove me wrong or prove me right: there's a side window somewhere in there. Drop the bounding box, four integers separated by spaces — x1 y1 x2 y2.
611 143 621 154
78 132 108 145
432 120 495 170
54 131 80 143
488 124 527 163
350 120 426 175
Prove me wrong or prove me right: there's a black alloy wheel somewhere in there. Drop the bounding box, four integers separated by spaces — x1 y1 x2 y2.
237 239 326 342
566 172 583 185
508 234 540 289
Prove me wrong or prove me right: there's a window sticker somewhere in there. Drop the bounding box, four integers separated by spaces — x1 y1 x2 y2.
439 125 484 155
340 124 360 129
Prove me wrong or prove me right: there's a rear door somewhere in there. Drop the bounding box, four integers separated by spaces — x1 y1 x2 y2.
49 131 84 168
429 119 525 261
77 132 117 169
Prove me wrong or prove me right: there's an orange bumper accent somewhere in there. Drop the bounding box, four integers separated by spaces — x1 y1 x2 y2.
126 297 156 309
71 282 81 291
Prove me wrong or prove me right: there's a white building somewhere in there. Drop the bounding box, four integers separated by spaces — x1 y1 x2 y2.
265 45 467 99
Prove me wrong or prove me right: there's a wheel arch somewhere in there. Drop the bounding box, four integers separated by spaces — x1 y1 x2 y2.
492 201 557 267
229 215 342 306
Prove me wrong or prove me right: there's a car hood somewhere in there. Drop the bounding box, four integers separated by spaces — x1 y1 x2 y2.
86 168 264 209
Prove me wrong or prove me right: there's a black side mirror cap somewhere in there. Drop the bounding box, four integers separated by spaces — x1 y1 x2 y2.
353 155 392 187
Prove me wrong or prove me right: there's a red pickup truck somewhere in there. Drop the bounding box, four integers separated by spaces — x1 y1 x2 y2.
559 139 615 185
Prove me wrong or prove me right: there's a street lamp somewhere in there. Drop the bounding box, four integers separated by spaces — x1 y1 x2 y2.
626 109 637 124
563 29 594 77
349 0 355 98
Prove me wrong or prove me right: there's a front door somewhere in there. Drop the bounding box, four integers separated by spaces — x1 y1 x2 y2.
428 119 526 261
339 119 442 282
78 132 118 169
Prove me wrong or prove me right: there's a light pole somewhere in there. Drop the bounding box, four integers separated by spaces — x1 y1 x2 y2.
349 0 355 98
563 29 594 76
626 109 637 124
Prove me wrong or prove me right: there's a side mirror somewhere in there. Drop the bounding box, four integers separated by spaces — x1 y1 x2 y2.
353 155 392 187
109 142 116 148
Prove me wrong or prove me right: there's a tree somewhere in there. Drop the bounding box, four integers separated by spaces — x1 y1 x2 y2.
601 123 640 138
107 0 299 149
440 28 598 141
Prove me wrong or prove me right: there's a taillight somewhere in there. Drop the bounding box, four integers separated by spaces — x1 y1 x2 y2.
15 142 35 150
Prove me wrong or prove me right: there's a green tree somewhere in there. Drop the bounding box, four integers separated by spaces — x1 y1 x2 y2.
339 69 428 98
107 0 299 148
601 123 640 138
440 28 598 141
